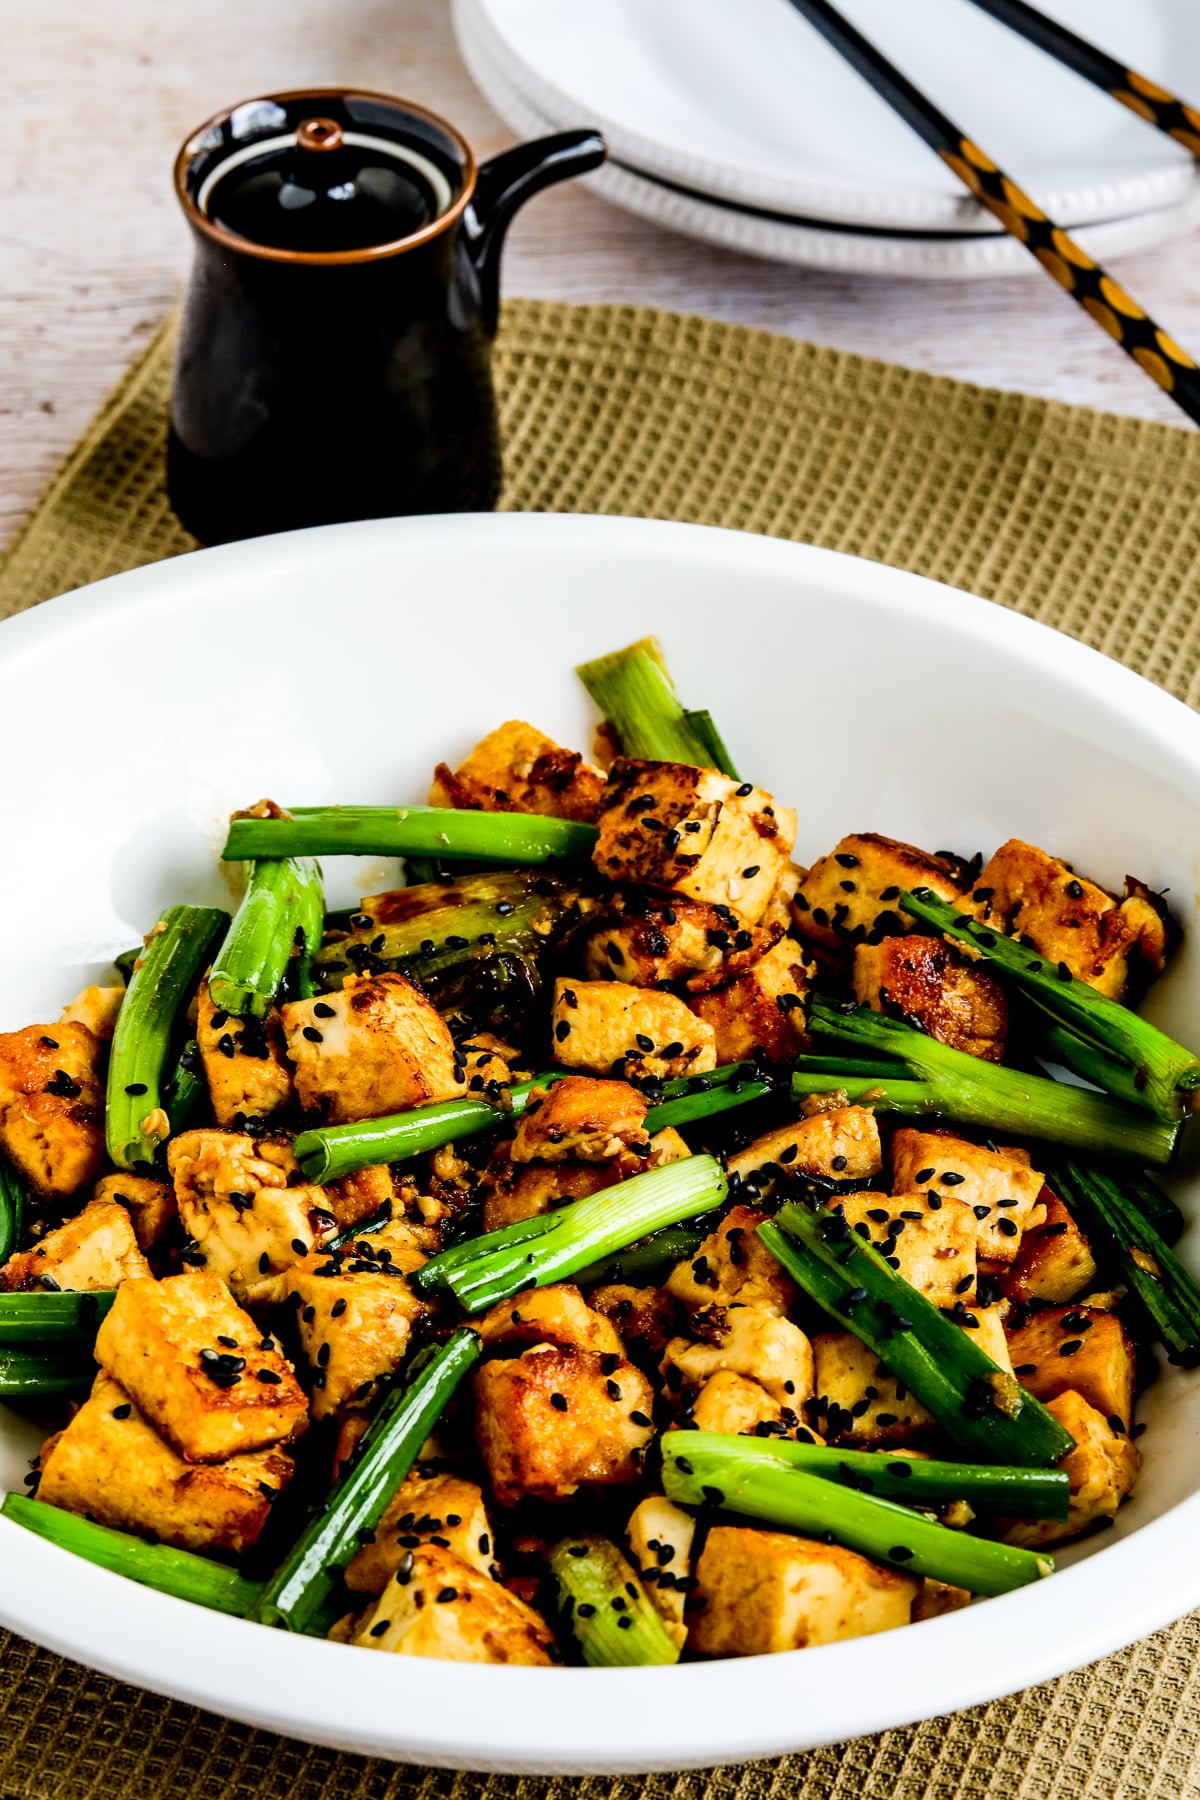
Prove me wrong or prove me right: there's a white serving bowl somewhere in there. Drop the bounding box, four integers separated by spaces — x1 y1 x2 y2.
1 513 1198 1771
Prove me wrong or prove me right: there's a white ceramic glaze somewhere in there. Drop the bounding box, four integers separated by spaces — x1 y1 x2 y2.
463 0 1200 231
1 514 1199 1770
455 1 1200 281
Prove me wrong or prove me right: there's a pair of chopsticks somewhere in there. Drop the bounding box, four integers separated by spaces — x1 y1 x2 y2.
784 0 1200 424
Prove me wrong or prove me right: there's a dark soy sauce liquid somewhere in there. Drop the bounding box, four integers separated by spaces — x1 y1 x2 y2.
207 146 441 253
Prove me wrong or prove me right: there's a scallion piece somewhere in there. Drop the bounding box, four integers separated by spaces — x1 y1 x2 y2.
105 905 229 1170
549 1534 680 1666
251 1328 482 1633
0 1349 92 1397
575 1225 706 1290
0 1290 115 1346
576 637 739 776
163 1039 205 1135
293 1073 561 1183
0 1154 25 1267
661 1443 1054 1597
208 857 323 1018
223 808 597 867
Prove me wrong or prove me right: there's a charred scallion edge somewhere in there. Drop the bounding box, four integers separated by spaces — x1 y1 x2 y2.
900 886 1200 1122
105 906 229 1170
209 857 323 1018
163 1039 205 1135
576 638 740 777
251 1328 482 1633
0 1290 115 1346
1 1494 263 1617
804 1000 1177 1166
1053 1161 1200 1366
0 1154 24 1267
0 1349 92 1397
223 808 597 867
759 1206 1076 1466
549 1534 680 1666
445 1155 728 1314
575 1225 706 1291
1124 1172 1185 1247
661 1443 1054 1597
661 1431 1070 1519
412 1212 563 1298
113 945 140 985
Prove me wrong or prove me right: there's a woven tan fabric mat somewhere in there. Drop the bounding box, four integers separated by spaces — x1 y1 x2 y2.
3 300 1200 1799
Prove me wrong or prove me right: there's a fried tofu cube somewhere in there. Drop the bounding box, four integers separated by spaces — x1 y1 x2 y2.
665 1205 797 1314
510 1076 648 1163
479 1156 615 1234
473 1342 655 1506
691 1369 788 1436
689 933 813 1065
0 1022 106 1200
322 1162 398 1234
280 972 463 1125
811 1333 934 1447
663 1305 813 1407
59 985 124 1041
835 1190 978 1307
913 1580 972 1621
727 1107 883 1203
430 720 605 824
1006 1306 1136 1432
0 1198 150 1292
588 1284 681 1367
582 892 777 988
352 1544 556 1664
592 759 796 924
168 1129 331 1304
38 1371 294 1554
93 1173 178 1253
1004 1189 1098 1304
891 1129 1045 1265
94 1271 308 1463
1004 1391 1139 1548
792 834 969 955
474 1282 624 1357
974 839 1171 1000
196 981 293 1128
345 1470 496 1595
649 1126 691 1166
551 978 716 1080
853 935 1008 1062
282 1261 424 1420
692 1525 917 1656
628 1494 695 1650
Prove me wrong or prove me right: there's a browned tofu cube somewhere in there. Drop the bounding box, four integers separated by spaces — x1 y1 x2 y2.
474 1283 624 1357
663 1305 813 1407
283 1261 424 1420
0 1022 106 1200
974 839 1171 999
853 935 1008 1062
59 985 124 1041
811 1332 934 1447
582 892 777 988
691 1525 917 1656
93 1173 178 1253
196 981 293 1128
588 1284 681 1367
551 978 716 1080
38 1371 294 1555
0 1199 151 1293
1005 1305 1136 1432
691 1369 789 1436
430 720 605 824
94 1271 308 1463
592 759 797 924
345 1470 496 1595
664 1205 797 1314
280 972 463 1125
628 1494 695 1650
834 1190 978 1306
1004 1391 1139 1548
479 1155 616 1234
1004 1188 1098 1304
913 1580 972 1621
351 1545 556 1663
891 1129 1045 1265
510 1076 648 1163
168 1128 333 1304
727 1106 883 1204
689 933 813 1065
322 1162 398 1234
792 834 969 955
473 1342 655 1506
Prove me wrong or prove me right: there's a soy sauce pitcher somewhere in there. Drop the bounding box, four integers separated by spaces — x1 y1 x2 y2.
168 89 605 544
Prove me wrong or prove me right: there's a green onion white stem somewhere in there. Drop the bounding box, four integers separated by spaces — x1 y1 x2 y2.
576 637 740 776
549 1534 680 1666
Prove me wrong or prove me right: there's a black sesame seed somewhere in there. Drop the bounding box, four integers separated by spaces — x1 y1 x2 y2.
630 1409 651 1427
291 1238 309 1256
675 1455 694 1475
889 1546 915 1563
550 1392 569 1412
123 1081 148 1096
735 783 753 797
997 1217 1019 1237
302 1026 323 1043
112 1403 132 1420
1057 961 1073 981
256 1369 282 1384
1058 1338 1084 1356
831 1154 848 1172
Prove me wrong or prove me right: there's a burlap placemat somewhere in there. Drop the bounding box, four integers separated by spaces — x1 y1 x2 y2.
3 300 1200 1799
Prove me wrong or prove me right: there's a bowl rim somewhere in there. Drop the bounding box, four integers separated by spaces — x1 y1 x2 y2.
1 510 1198 1772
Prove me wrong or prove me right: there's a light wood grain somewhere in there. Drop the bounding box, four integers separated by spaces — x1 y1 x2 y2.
4 0 1200 550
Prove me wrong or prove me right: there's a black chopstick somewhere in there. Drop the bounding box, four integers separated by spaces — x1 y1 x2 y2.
962 0 1200 159
781 0 1200 427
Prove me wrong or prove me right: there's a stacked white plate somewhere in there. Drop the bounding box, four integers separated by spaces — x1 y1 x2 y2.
453 0 1200 278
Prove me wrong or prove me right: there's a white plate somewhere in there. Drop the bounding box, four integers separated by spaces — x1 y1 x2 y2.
465 0 1200 231
456 4 1200 279
3 514 1200 1770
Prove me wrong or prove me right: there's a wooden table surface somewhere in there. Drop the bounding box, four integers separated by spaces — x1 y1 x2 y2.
6 0 1200 550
